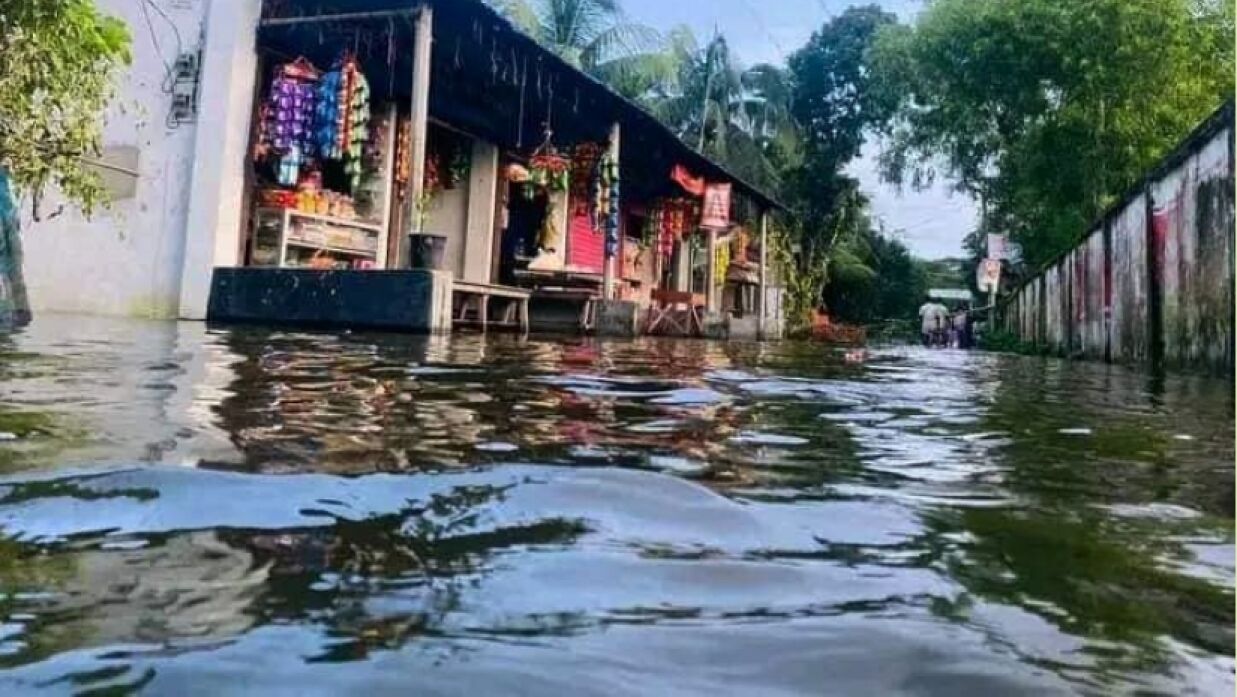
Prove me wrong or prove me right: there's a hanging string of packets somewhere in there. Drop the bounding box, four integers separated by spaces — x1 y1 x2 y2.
643 198 699 259
314 55 372 189
258 60 319 186
254 55 372 190
593 151 620 255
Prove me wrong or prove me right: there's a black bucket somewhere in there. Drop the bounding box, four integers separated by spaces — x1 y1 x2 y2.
408 233 447 271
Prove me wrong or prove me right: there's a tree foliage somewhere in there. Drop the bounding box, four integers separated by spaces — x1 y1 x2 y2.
823 228 928 325
778 6 898 326
873 0 1234 268
488 0 670 100
789 4 898 173
0 0 131 213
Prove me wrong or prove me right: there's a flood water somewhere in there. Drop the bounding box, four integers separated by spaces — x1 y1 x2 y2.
0 314 1231 695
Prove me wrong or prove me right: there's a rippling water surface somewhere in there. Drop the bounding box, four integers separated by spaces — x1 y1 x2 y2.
0 315 1231 695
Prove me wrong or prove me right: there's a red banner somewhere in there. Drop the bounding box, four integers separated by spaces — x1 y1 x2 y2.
671 165 705 196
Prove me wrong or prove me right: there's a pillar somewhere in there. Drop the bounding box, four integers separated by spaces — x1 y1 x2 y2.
758 209 768 338
461 140 499 282
400 3 433 267
177 0 261 320
705 227 717 311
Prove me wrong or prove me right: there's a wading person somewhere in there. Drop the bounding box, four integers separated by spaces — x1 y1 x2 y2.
918 296 945 347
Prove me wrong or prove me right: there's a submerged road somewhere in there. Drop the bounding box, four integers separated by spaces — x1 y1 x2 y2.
0 315 1231 694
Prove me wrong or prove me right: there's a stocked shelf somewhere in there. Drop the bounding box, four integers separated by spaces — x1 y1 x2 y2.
256 207 384 233
285 239 376 257
250 206 385 269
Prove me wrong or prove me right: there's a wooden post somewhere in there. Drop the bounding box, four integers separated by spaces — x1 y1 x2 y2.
401 3 433 267
602 122 620 299
758 209 768 339
377 103 398 269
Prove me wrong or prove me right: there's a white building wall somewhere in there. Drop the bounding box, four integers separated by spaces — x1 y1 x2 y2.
21 0 213 318
177 0 262 319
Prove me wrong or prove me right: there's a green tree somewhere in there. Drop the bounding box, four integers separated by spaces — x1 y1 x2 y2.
777 6 898 329
873 0 1234 268
823 227 928 325
0 0 131 325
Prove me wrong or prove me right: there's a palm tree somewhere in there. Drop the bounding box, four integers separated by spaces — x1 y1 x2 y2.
648 33 797 191
488 0 672 100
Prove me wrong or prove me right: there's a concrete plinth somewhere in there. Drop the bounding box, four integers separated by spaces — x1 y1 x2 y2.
727 315 759 340
207 268 452 333
595 300 640 337
702 311 728 339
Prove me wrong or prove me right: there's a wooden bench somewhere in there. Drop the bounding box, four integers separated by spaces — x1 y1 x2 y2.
512 268 603 334
452 280 531 333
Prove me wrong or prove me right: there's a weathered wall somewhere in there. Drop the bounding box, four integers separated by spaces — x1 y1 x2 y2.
1077 228 1107 359
21 0 213 318
1001 103 1233 373
1153 130 1234 370
423 182 470 279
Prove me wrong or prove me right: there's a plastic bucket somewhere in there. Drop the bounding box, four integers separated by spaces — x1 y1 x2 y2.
408 233 447 270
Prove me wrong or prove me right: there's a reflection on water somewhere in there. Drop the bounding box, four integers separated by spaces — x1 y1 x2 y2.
0 315 1231 694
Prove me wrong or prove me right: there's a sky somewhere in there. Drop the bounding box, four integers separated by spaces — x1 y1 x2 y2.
622 0 977 260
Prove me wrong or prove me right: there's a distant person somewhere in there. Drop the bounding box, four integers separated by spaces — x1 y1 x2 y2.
952 310 971 348
918 296 946 347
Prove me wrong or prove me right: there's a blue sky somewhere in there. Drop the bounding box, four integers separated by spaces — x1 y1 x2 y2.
622 0 977 259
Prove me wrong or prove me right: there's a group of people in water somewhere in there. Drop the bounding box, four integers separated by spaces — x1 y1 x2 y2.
918 296 974 349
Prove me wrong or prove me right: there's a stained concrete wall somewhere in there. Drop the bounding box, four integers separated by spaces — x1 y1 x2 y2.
1001 103 1233 373
1078 229 1107 359
1153 130 1234 370
461 141 498 283
422 183 470 279
21 0 214 318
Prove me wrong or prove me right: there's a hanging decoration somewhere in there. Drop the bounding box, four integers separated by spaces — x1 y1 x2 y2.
523 129 572 251
529 147 570 193
594 150 620 256
715 236 731 286
570 142 604 211
394 115 412 193
343 69 371 191
643 205 661 249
